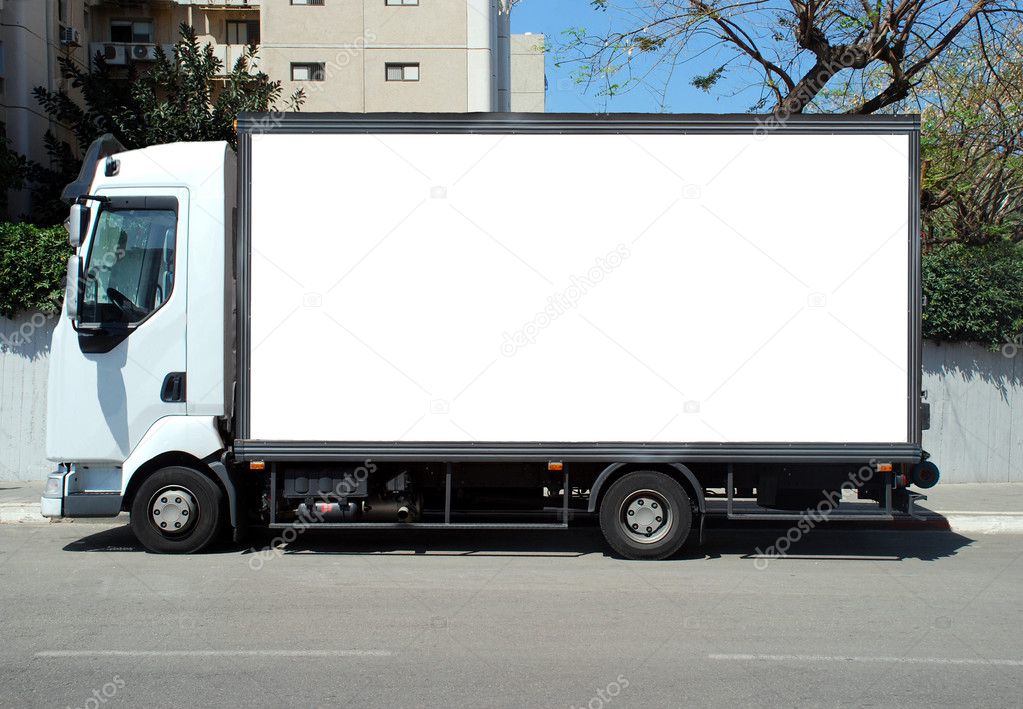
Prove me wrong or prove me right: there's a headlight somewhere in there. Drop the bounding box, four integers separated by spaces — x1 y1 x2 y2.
44 472 64 497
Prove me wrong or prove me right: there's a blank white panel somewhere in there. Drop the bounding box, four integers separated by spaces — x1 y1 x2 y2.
248 132 910 443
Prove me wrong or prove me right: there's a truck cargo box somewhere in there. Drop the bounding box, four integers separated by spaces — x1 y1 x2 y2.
235 113 921 464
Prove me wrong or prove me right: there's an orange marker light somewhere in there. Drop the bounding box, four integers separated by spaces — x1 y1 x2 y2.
249 461 266 471
548 461 563 472
876 462 893 473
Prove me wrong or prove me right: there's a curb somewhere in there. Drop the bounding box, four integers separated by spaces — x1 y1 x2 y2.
941 513 1023 535
0 503 49 525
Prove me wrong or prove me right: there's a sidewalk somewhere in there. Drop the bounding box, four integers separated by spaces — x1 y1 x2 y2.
0 480 46 524
0 479 127 525
911 483 1023 534
2 479 1023 532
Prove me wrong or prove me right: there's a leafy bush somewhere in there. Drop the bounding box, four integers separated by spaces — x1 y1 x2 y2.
922 241 1023 347
0 223 70 318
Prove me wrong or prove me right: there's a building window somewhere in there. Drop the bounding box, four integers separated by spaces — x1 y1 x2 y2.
385 63 420 81
226 20 260 46
385 0 419 5
291 63 325 81
290 0 325 5
110 20 154 43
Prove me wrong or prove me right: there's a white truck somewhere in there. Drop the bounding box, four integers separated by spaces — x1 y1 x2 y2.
42 113 938 559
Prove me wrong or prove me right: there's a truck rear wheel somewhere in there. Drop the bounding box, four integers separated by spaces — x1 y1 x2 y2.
130 466 224 554
598 471 693 560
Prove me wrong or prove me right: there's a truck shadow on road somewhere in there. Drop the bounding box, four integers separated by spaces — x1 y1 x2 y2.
62 523 974 562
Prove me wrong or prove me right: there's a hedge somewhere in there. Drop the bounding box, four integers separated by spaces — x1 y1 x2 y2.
922 240 1023 348
0 222 70 319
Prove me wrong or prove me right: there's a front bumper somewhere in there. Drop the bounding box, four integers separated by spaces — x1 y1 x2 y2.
40 494 63 518
41 467 123 519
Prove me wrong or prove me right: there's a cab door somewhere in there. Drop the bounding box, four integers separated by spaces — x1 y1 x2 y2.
47 188 189 463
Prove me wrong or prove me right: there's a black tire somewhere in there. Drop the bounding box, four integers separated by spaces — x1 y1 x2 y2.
129 466 224 554
598 471 694 560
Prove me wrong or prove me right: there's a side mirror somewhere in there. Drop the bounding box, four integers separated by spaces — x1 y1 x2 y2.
67 203 90 249
65 255 81 320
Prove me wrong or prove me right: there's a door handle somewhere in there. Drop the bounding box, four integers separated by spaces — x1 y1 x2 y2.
161 372 186 403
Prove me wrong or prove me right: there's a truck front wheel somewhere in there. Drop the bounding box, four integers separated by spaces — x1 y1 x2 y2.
130 466 224 554
598 471 693 560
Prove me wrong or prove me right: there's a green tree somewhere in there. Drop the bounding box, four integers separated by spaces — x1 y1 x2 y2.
916 25 1023 245
28 23 303 223
563 0 1018 116
812 20 1023 245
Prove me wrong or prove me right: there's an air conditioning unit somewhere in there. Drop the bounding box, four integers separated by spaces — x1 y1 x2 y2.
59 26 81 47
131 44 159 61
93 43 128 66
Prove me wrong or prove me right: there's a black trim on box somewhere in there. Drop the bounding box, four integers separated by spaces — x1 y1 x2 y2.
234 113 924 454
908 131 923 445
233 441 924 465
237 128 252 440
63 492 123 518
235 112 919 135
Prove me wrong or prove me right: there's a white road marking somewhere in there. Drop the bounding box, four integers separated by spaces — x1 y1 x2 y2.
35 650 393 658
710 653 1023 667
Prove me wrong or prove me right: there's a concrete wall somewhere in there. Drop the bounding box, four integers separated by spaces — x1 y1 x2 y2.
0 315 56 480
922 340 1023 483
1 323 1017 482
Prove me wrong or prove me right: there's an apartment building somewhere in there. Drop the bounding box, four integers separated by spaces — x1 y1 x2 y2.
0 1 88 177
1 0 544 215
262 0 517 112
81 1 530 112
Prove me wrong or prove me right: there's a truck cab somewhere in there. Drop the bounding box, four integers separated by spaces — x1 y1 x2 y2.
41 136 235 552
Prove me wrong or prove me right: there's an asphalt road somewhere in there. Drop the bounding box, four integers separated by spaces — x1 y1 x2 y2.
1 522 1021 708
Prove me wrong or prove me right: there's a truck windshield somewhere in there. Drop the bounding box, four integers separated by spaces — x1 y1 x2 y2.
80 208 177 325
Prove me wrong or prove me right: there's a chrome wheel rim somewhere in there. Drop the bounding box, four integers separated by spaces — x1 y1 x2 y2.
149 486 197 535
619 489 672 544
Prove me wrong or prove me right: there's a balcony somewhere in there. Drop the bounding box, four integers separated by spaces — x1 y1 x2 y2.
88 42 175 66
87 0 260 6
88 42 259 76
212 44 261 76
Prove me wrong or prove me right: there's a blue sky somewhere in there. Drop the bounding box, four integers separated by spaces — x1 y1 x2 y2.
511 0 753 114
